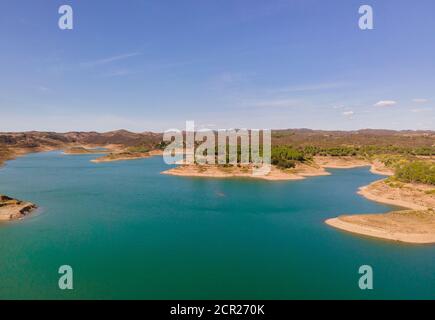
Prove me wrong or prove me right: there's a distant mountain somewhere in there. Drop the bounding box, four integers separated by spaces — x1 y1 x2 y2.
271 129 435 148
0 129 433 166
63 130 163 146
0 130 163 165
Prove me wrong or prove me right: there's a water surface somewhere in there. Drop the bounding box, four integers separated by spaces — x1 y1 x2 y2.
0 151 434 299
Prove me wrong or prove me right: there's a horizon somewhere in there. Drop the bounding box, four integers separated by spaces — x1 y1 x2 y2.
1 127 435 135
1 0 434 132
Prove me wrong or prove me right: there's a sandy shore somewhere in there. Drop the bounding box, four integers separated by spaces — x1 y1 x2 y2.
161 156 394 181
0 195 37 221
162 162 330 181
91 152 152 163
326 179 435 244
314 156 370 168
326 210 435 244
358 180 434 210
148 150 164 156
0 145 61 167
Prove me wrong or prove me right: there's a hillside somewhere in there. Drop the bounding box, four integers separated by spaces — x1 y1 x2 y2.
1 129 434 166
0 130 163 166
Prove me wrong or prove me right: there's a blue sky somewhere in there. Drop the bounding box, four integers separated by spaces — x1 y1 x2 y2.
0 0 434 132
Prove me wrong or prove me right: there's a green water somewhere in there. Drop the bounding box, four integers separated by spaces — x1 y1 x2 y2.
0 151 434 299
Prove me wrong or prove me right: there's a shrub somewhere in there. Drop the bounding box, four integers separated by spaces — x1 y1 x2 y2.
394 161 435 185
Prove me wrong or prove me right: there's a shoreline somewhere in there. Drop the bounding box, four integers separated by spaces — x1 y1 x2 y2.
357 183 428 211
314 156 394 176
0 195 37 222
2 151 433 238
62 146 109 155
0 145 158 221
161 163 330 181
358 179 434 210
90 152 152 163
161 156 393 181
90 149 163 163
326 179 435 244
325 210 435 244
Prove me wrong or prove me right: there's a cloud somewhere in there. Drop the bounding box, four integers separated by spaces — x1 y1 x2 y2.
412 98 429 103
374 100 397 107
342 111 354 117
81 52 142 67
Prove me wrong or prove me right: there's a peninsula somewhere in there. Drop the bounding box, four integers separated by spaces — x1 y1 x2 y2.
161 156 393 180
326 162 435 244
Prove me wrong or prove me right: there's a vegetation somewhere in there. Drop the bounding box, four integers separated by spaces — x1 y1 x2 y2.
271 146 306 169
155 141 171 150
375 154 435 185
186 140 435 174
271 144 435 170
394 161 435 185
0 146 14 166
126 145 150 153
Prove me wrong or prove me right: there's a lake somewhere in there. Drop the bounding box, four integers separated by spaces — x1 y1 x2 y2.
0 151 434 299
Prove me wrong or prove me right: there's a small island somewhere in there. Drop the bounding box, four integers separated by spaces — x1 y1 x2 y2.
63 146 108 155
162 162 330 180
0 195 37 221
91 147 163 163
91 151 153 163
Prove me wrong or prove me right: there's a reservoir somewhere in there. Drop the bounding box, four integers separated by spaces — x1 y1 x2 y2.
0 151 434 299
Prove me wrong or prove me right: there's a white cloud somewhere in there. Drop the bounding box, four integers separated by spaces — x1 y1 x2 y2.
342 111 354 117
374 100 397 107
412 98 429 103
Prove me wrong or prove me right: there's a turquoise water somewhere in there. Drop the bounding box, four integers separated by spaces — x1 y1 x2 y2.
0 151 434 299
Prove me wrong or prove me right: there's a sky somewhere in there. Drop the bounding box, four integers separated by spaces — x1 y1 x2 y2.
0 0 434 132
